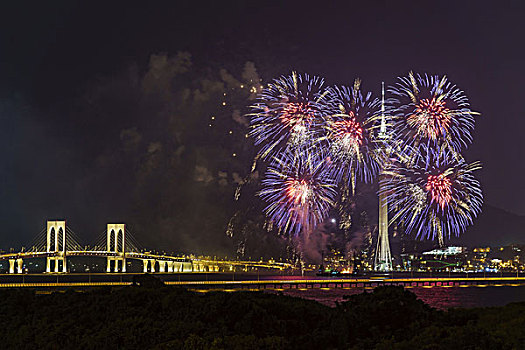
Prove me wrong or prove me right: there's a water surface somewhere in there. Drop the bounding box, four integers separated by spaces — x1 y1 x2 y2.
267 284 525 309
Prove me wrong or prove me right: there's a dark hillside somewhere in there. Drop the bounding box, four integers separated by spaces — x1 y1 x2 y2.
0 284 524 349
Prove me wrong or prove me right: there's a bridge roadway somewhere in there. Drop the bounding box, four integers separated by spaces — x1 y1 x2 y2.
0 250 292 274
0 272 524 290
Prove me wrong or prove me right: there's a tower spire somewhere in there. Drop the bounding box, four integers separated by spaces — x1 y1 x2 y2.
374 81 392 272
379 81 387 138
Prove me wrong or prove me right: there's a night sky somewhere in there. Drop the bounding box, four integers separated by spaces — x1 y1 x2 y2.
1 1 524 253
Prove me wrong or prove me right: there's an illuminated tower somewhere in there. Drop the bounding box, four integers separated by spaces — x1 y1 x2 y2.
46 220 67 273
106 224 126 272
374 82 393 272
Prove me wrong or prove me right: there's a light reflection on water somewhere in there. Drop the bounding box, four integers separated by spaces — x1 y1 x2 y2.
266 285 525 309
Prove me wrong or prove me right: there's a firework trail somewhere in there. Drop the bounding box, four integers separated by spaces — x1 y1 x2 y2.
387 72 478 162
322 79 384 191
249 72 329 160
258 148 337 237
379 151 482 246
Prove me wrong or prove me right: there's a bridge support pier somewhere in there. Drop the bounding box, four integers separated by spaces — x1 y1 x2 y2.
17 258 23 273
9 259 15 274
107 256 126 273
46 256 66 273
141 259 156 273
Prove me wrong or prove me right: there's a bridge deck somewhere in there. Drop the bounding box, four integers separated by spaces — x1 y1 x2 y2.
1 276 524 289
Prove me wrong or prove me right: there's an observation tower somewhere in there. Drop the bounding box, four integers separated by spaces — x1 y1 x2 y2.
374 82 393 272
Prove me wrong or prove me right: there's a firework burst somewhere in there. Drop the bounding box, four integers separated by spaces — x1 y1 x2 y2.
380 152 482 245
258 148 337 236
387 72 477 159
249 72 329 159
323 80 384 187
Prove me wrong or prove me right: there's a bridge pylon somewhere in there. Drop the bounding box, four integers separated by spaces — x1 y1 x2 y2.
46 221 67 273
106 224 126 272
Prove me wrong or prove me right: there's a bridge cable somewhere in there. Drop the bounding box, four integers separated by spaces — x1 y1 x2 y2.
26 228 47 252
124 228 143 252
65 227 85 251
91 230 108 251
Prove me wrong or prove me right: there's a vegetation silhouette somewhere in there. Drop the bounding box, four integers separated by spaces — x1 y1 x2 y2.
0 284 523 349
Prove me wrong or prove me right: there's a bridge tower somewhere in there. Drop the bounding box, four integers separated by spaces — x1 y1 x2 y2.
46 220 67 273
106 224 126 272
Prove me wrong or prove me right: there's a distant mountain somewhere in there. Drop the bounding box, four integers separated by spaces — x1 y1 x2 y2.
452 204 525 247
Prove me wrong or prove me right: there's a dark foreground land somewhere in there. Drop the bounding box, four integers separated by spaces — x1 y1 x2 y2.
1 279 524 349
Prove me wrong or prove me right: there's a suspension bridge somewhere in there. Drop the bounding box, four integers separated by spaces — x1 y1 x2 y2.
0 220 292 274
